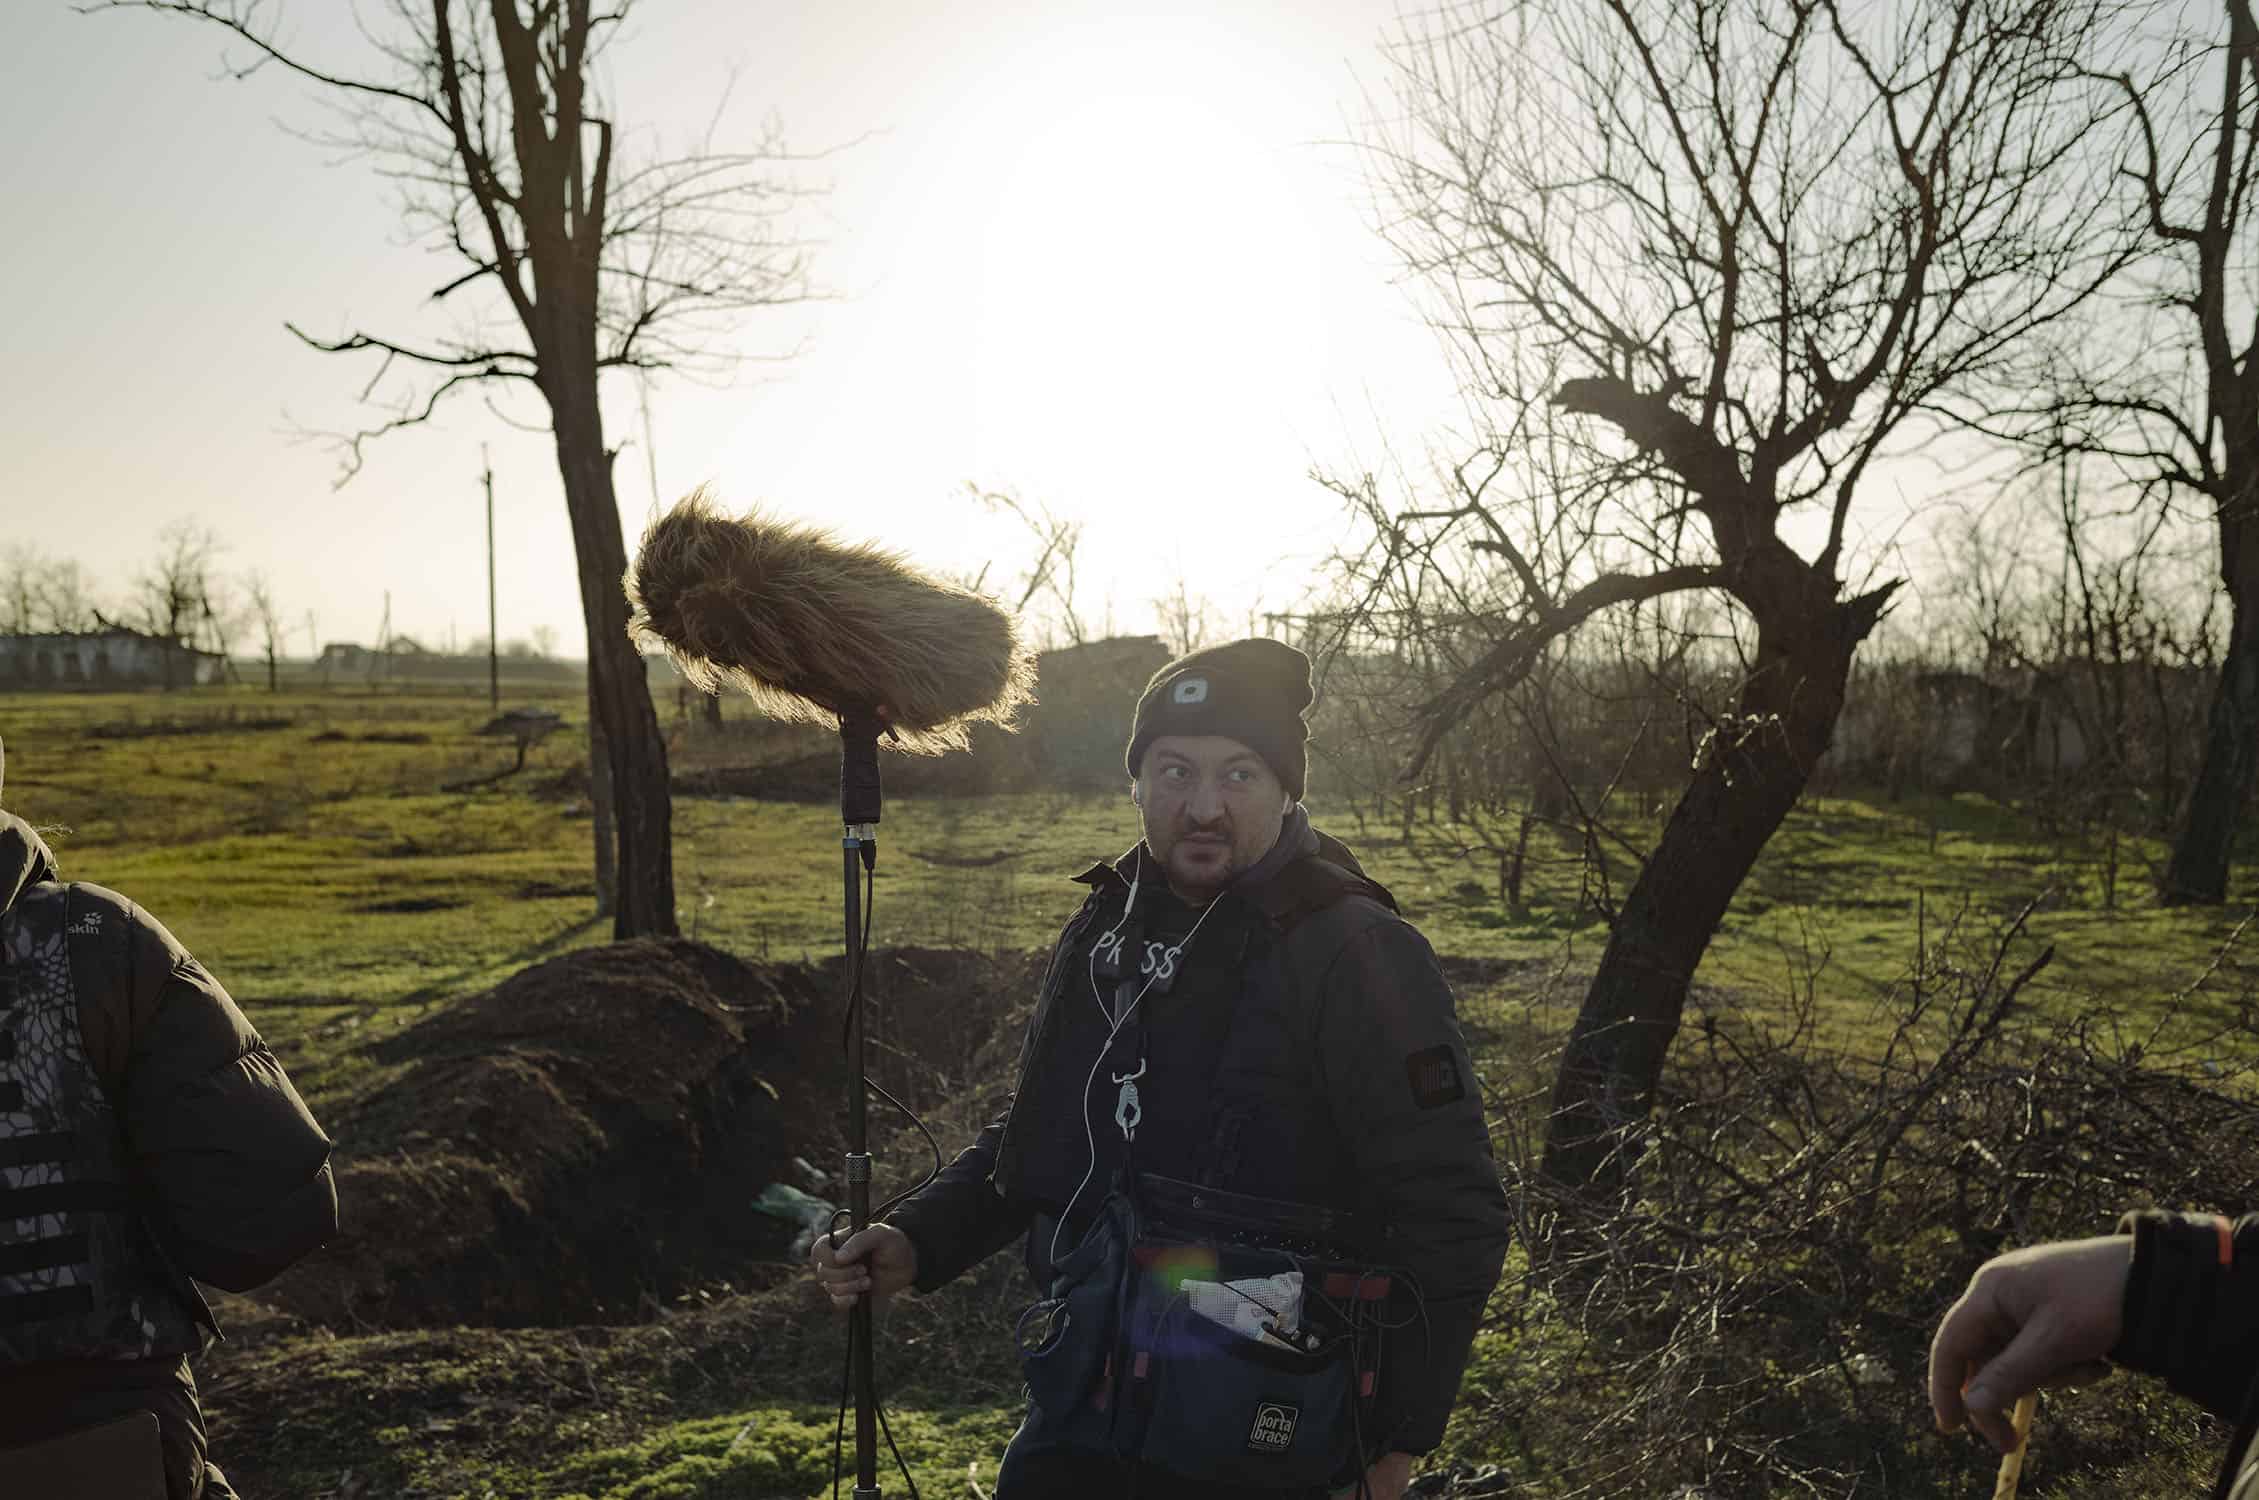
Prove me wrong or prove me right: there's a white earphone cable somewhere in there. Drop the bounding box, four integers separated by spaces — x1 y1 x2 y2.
1049 848 1220 1267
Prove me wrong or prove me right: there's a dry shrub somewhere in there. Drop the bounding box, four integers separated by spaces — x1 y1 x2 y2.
1455 907 2258 1498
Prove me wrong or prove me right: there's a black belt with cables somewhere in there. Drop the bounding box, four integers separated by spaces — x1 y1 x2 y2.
1133 1173 1368 1263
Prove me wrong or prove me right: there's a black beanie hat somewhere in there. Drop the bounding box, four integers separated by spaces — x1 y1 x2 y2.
1125 638 1313 799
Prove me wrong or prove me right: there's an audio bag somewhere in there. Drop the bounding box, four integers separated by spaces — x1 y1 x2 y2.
1014 1174 1384 1490
1121 1174 1379 1489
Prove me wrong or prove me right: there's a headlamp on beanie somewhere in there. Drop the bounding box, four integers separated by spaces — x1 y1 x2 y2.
1125 638 1313 800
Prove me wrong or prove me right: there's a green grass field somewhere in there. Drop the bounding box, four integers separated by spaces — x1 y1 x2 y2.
11 683 2248 1109
2 683 2250 1497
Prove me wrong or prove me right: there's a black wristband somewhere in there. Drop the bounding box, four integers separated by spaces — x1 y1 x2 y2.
2111 1209 2224 1378
2110 1210 2164 1370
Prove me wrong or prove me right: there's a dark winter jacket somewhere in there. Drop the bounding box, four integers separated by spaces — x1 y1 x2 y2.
2111 1209 2259 1499
886 809 1512 1456
0 810 337 1497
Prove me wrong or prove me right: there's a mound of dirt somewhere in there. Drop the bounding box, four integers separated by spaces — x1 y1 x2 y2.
267 939 1040 1331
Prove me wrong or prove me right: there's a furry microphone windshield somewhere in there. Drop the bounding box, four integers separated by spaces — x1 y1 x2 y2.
626 488 1038 755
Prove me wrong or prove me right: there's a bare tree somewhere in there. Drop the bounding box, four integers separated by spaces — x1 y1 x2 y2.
96 0 814 937
245 570 287 692
968 484 1088 647
1350 0 2129 1192
1 549 105 635
196 577 244 676
1978 0 2259 903
1153 579 1217 658
40 559 103 634
0 546 41 635
133 522 225 687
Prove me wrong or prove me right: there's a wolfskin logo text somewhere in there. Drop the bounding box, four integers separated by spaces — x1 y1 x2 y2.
66 915 102 936
1247 1401 1298 1453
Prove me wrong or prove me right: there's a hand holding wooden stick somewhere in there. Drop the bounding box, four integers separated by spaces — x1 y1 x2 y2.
1992 1391 2039 1500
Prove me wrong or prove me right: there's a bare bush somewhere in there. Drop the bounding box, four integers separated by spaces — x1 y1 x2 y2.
1450 909 2259 1497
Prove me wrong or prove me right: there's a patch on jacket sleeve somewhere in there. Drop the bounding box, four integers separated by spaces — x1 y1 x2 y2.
1404 1045 1465 1109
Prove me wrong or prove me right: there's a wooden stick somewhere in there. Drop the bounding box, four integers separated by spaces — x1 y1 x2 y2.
1992 1391 2039 1500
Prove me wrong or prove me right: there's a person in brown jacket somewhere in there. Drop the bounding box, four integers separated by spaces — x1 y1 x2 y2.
0 735 339 1499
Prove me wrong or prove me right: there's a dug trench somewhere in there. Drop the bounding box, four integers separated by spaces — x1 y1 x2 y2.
261 938 1045 1332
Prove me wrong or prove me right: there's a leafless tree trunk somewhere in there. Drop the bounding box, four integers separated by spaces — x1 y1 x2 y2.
101 0 812 937
590 714 617 917
1981 0 2259 902
1351 0 2127 1194
245 570 285 692
2140 2 2259 904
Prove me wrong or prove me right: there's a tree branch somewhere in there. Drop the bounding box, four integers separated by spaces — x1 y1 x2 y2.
81 0 446 122
285 323 538 372
1405 564 1728 780
321 365 539 486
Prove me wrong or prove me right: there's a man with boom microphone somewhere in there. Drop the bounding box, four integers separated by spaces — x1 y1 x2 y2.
812 639 1512 1499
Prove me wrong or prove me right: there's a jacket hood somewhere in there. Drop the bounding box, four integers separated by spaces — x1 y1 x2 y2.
0 810 59 916
1233 803 1318 889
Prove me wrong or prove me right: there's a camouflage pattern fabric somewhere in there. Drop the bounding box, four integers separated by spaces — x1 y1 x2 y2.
0 885 201 1365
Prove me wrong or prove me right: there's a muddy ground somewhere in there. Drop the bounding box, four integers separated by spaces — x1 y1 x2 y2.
197 939 1045 1496
262 938 1044 1332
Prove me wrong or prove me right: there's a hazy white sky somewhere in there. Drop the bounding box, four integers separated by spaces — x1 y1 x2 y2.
6 0 1475 657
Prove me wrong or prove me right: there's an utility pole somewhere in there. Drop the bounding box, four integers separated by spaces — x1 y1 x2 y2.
373 592 390 684
485 446 499 711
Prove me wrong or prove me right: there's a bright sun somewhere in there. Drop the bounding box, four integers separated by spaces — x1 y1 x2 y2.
707 6 1412 636
928 17 1336 486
